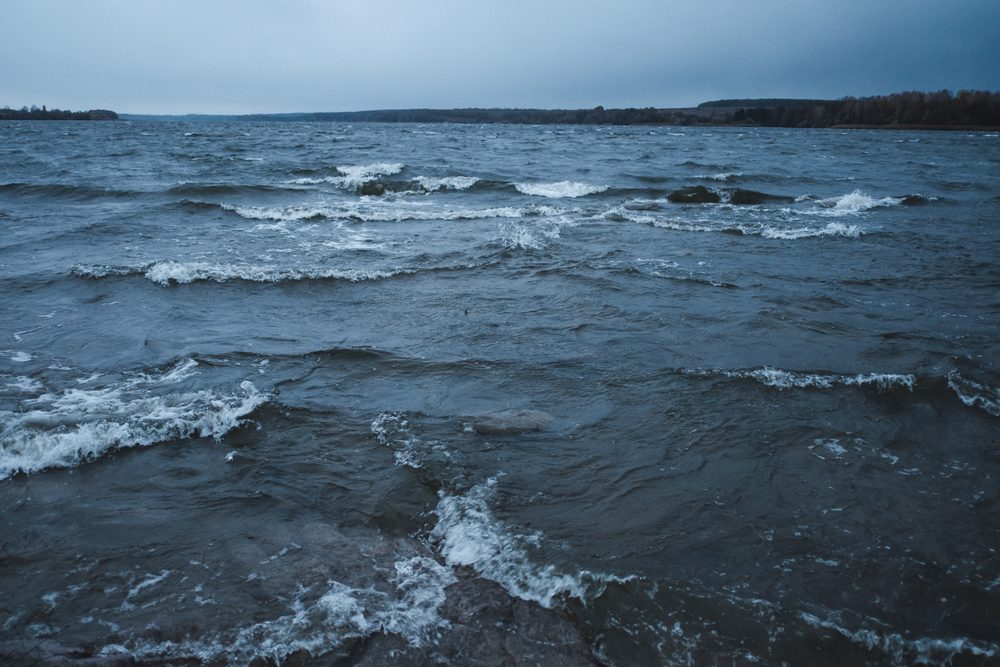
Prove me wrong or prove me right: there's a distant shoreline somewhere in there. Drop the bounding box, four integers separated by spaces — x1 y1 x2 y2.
6 91 998 130
0 107 118 121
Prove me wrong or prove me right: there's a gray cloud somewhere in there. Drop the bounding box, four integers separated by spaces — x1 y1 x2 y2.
1 0 997 113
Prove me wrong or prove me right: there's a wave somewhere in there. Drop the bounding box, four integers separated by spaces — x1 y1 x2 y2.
431 477 601 608
73 261 418 286
697 172 743 181
494 221 563 251
166 183 304 197
103 555 456 666
412 175 480 192
0 182 138 200
947 371 999 417
514 181 608 198
805 190 904 216
603 206 865 239
0 359 267 479
689 367 916 391
289 162 404 188
219 201 571 223
799 612 997 665
731 222 864 239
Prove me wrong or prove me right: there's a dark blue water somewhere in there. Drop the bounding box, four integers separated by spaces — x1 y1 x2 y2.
1 120 999 665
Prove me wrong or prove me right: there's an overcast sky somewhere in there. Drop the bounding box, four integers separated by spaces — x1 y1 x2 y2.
2 0 997 114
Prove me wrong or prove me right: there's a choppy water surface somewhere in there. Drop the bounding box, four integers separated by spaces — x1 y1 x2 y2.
1 121 998 665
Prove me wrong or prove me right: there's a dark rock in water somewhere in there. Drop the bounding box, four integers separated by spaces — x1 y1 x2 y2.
354 579 599 666
667 185 720 204
727 188 794 205
359 181 386 196
472 409 554 435
900 194 931 205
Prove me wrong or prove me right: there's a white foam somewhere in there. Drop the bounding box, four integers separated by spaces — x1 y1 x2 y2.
6 376 42 393
757 222 863 239
0 361 267 479
121 570 172 610
800 612 997 664
290 162 404 189
810 190 903 216
220 200 569 224
514 181 608 198
495 221 562 250
221 203 329 221
9 351 33 363
603 207 862 239
413 175 479 192
947 371 999 417
714 368 915 391
142 261 411 286
699 172 742 181
105 556 455 665
431 477 589 608
371 412 421 469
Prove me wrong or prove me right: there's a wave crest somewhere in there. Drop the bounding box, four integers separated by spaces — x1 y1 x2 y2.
73 262 415 285
0 360 267 479
514 181 608 198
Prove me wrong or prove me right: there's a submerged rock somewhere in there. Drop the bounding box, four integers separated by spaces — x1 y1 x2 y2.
354 579 599 666
472 409 554 435
667 185 720 203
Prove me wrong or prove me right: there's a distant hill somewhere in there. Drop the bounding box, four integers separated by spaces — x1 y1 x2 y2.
120 90 1000 129
698 98 831 109
0 106 118 120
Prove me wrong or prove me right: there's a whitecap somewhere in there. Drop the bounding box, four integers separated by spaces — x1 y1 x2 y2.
757 222 863 239
0 361 267 479
289 162 404 189
799 612 997 664
5 376 43 393
220 200 570 224
102 556 455 665
494 221 562 250
412 175 480 192
514 181 608 198
371 412 434 469
947 371 999 417
142 261 411 286
697 368 916 391
431 477 592 608
809 190 903 216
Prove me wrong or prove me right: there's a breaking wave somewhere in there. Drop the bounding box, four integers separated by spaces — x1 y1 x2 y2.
800 612 997 665
412 175 480 192
73 262 417 286
431 477 608 608
689 367 916 391
289 162 404 188
219 201 571 223
494 221 563 250
604 206 865 239
0 359 267 479
808 190 904 216
102 556 456 666
514 181 608 198
947 371 999 417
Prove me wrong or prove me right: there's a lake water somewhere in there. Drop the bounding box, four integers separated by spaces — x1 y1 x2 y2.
1 120 998 665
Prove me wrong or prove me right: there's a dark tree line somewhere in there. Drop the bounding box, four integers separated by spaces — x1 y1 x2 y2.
284 90 999 128
0 105 118 120
722 90 1000 128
